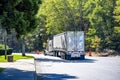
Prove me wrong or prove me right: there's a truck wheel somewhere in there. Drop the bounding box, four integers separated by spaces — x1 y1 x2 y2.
80 55 85 60
56 51 59 57
53 51 56 56
61 53 65 59
65 55 71 60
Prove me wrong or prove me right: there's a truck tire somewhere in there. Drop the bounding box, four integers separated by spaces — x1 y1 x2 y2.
65 55 71 60
80 55 85 60
61 53 65 59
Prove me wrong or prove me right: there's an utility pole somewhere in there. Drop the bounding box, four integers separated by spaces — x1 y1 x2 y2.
3 29 7 59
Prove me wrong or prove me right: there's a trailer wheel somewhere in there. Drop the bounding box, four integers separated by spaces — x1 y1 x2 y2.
53 51 59 57
61 53 65 59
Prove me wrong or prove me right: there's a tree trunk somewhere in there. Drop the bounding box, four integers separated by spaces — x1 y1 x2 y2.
21 37 25 56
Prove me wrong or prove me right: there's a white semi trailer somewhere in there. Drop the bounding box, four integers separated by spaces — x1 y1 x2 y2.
46 31 85 59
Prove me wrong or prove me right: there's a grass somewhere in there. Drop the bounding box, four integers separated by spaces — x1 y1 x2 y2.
0 67 5 72
0 54 34 62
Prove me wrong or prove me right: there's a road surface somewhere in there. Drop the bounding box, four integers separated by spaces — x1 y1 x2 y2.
35 54 120 80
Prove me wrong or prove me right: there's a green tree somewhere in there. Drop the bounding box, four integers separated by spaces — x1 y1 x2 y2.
37 0 91 49
109 0 120 51
38 0 89 35
25 14 48 51
0 0 41 56
37 0 119 52
114 0 120 27
108 28 120 51
84 0 115 49
85 28 101 52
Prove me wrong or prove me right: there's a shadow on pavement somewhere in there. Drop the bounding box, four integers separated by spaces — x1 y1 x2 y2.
67 58 97 63
37 73 78 80
35 57 97 63
0 68 34 80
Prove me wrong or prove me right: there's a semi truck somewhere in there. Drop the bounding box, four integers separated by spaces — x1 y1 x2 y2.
45 31 85 60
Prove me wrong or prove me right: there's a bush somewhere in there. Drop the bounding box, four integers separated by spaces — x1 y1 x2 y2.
0 49 13 55
103 49 116 55
0 44 13 55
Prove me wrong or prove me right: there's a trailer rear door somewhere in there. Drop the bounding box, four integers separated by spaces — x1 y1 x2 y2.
76 31 84 51
66 31 75 51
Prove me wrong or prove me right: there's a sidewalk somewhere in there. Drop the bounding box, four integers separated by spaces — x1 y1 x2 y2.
0 58 35 80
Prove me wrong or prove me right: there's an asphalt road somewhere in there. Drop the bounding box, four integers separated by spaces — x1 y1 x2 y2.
35 54 120 80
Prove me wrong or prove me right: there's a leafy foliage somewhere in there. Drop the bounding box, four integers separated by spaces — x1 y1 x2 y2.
114 0 120 26
0 44 13 55
38 0 89 35
0 0 120 52
37 0 119 52
0 0 41 56
0 43 10 50
0 0 41 38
